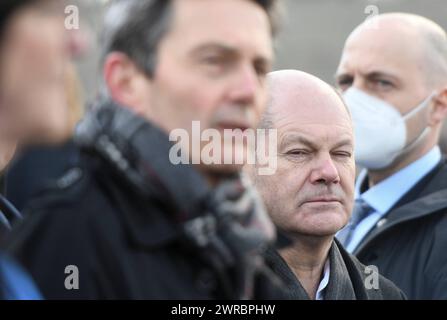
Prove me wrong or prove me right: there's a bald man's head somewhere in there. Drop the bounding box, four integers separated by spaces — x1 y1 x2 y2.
346 13 447 87
336 13 447 178
261 70 351 129
336 12 447 130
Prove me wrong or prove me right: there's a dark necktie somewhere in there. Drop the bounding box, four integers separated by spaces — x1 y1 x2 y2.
337 198 374 247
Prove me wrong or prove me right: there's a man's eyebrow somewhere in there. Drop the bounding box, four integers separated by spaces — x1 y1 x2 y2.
281 134 353 150
334 70 351 81
189 43 272 64
365 71 399 82
332 139 354 150
334 70 399 81
280 134 318 150
189 43 239 56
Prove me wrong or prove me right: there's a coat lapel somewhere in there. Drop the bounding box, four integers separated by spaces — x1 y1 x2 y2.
324 242 356 300
264 247 311 299
354 159 447 255
265 242 359 300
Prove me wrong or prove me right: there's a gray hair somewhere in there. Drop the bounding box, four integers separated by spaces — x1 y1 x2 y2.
100 0 173 79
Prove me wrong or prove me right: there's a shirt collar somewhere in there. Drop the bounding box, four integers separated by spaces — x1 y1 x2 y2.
355 146 442 214
315 258 330 300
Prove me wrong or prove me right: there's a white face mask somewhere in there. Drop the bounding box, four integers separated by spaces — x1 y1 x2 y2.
343 87 435 170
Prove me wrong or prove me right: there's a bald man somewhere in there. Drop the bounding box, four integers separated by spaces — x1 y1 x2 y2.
335 13 447 299
249 70 404 300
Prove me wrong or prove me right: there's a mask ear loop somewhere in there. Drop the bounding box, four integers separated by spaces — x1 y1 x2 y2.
399 91 437 154
402 92 437 119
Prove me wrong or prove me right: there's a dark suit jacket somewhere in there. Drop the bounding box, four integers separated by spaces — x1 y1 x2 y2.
354 157 447 299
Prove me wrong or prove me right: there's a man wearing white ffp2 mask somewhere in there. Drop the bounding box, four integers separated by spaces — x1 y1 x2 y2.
335 13 447 299
343 87 436 170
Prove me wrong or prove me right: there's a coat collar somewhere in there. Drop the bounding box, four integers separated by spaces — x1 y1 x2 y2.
354 159 447 255
265 241 359 300
264 247 309 299
325 241 356 299
354 188 447 255
77 104 213 249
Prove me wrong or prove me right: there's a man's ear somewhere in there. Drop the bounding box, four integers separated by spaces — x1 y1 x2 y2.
429 86 447 125
103 52 151 115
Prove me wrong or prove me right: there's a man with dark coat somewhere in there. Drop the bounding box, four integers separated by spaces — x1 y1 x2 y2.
335 13 447 299
249 70 405 300
6 0 285 299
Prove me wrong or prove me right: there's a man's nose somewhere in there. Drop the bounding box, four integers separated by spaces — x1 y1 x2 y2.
309 155 340 185
227 64 259 105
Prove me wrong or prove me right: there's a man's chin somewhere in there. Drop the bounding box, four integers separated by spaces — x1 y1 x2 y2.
287 221 346 239
304 229 339 238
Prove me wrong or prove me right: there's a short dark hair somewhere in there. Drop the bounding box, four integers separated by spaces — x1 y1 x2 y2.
102 0 280 78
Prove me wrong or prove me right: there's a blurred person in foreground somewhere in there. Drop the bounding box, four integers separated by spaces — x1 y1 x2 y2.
0 0 79 146
336 13 447 299
0 0 81 299
6 62 85 212
2 0 90 213
0 0 78 233
249 70 405 300
6 0 285 299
